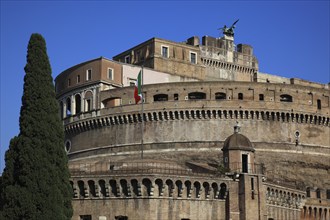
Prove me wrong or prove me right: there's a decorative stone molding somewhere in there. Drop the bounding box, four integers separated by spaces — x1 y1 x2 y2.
64 108 330 135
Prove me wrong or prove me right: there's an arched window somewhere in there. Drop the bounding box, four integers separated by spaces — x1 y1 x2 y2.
154 94 168 102
66 97 71 116
238 93 243 100
280 94 293 102
75 94 81 114
215 92 226 100
219 183 227 199
188 92 206 100
85 91 93 111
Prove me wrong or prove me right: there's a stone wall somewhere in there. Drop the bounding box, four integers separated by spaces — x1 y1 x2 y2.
265 183 306 220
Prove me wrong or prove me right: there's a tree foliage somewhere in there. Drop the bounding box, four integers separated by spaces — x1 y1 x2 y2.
0 33 72 219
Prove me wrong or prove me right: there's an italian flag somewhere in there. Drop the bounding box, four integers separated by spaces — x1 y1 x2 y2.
134 70 142 104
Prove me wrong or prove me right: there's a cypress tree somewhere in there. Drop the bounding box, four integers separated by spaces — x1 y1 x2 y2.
0 33 73 219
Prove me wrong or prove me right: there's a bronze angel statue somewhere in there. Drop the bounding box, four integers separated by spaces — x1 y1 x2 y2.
219 19 239 37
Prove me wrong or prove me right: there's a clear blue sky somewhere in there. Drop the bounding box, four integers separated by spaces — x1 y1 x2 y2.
1 1 329 174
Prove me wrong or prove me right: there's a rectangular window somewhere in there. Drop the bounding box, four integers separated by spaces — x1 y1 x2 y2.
77 75 80 83
162 46 169 58
86 99 91 112
317 99 321 109
80 215 92 220
125 55 130 64
108 68 114 80
115 216 128 220
128 78 136 87
67 79 71 86
86 69 92 81
259 94 264 101
174 93 179 100
251 177 255 200
242 154 248 173
190 52 197 64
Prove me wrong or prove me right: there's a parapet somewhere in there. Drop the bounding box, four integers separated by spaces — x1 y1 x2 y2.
290 78 329 89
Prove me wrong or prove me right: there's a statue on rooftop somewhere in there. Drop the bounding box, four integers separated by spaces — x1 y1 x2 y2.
219 19 239 37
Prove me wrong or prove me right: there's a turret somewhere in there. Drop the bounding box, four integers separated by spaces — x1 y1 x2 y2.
222 122 255 173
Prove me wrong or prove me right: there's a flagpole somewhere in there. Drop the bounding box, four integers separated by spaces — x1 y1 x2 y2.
141 66 144 160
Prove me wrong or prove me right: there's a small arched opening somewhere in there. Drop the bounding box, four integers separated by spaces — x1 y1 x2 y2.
109 179 118 197
78 180 85 198
280 94 293 102
120 179 129 197
175 180 183 197
165 179 174 197
194 181 201 198
185 181 192 198
88 180 96 197
238 93 243 100
219 183 227 199
155 179 163 197
154 94 168 102
142 178 152 196
99 180 107 197
215 92 226 100
130 179 139 197
188 92 206 100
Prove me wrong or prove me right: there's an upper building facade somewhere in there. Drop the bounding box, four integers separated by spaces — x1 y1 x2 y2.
112 33 259 82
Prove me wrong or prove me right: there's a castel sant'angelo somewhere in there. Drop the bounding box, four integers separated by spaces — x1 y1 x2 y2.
55 22 330 220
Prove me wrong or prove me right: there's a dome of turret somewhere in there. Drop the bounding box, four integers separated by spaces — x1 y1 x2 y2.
222 123 255 152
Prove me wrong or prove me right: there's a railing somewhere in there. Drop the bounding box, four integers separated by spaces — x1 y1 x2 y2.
69 161 197 176
226 162 266 175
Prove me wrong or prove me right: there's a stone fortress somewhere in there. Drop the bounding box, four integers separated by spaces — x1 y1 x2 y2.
55 23 330 220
